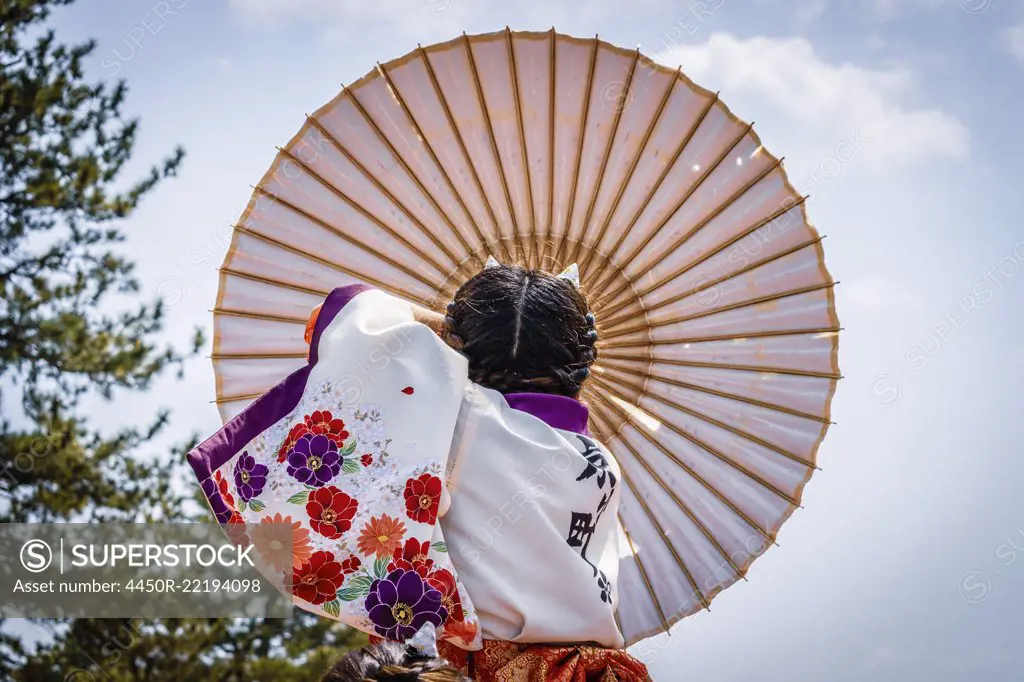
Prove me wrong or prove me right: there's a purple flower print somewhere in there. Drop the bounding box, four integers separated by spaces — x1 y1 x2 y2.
364 568 447 642
286 434 342 487
233 452 268 502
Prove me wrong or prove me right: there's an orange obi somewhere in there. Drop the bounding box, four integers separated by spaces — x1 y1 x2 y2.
437 639 651 682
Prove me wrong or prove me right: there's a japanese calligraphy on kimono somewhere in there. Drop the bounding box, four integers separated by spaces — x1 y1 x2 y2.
188 285 624 651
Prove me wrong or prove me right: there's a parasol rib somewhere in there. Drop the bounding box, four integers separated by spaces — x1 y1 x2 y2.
595 369 817 471
593 406 746 578
230 224 435 308
590 373 802 506
567 47 641 270
369 65 484 269
505 27 538 268
598 232 823 329
273 146 454 282
582 64 681 282
617 511 672 633
588 387 778 545
590 124 756 306
248 187 451 298
416 43 506 260
212 352 306 360
462 32 522 263
304 114 476 275
601 281 837 340
343 82 491 268
595 158 785 309
599 352 842 380
213 308 307 325
540 27 557 269
599 357 831 426
553 35 601 268
213 391 265 405
587 90 720 295
219 267 331 298
602 326 841 349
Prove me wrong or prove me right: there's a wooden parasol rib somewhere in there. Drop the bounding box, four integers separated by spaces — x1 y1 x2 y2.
586 90 720 293
416 42 506 262
462 32 523 263
565 46 641 269
553 35 600 268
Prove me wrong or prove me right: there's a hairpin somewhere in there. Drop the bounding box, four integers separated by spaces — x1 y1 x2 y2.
557 263 580 288
484 255 500 269
407 622 438 658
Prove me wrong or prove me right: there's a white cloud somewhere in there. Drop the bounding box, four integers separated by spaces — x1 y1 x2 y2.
1000 21 1024 65
654 33 969 169
844 274 926 311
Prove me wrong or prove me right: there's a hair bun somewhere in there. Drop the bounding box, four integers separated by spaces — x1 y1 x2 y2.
570 366 591 384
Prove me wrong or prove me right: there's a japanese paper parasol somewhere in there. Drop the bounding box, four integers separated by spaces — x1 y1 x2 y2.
211 28 840 645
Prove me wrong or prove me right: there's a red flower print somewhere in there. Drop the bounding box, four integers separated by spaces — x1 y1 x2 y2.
402 386 415 395
277 410 350 463
388 538 434 578
277 422 309 463
404 474 442 524
306 486 358 539
215 471 236 510
307 410 349 442
340 555 362 575
442 617 477 646
223 511 250 548
427 568 465 622
361 454 374 467
291 551 344 605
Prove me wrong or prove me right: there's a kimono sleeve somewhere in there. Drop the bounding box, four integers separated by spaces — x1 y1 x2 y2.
187 285 483 650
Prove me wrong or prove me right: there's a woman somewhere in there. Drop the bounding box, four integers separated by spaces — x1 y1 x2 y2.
188 261 650 681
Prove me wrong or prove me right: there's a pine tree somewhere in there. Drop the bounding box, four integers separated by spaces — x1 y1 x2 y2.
1 2 366 677
0 0 192 526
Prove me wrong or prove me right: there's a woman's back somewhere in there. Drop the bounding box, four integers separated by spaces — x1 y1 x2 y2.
442 383 623 647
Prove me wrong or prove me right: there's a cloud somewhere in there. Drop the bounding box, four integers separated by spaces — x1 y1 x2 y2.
1000 21 1024 65
654 33 969 169
844 274 926 311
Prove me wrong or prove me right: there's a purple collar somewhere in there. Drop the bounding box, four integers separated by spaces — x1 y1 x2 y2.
503 392 590 435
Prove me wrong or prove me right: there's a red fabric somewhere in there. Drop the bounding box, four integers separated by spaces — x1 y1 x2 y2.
437 640 651 682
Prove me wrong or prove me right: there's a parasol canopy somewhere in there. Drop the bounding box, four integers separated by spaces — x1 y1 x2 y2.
211 28 840 646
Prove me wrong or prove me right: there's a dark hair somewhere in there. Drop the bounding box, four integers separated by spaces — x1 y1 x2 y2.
443 264 598 397
320 641 468 681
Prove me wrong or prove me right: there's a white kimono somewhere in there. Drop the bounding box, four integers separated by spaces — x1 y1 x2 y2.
188 285 624 650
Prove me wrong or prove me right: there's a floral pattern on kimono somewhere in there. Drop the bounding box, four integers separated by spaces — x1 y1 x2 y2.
188 285 482 650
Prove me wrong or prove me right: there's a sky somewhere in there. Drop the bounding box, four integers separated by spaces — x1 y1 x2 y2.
27 0 1024 680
